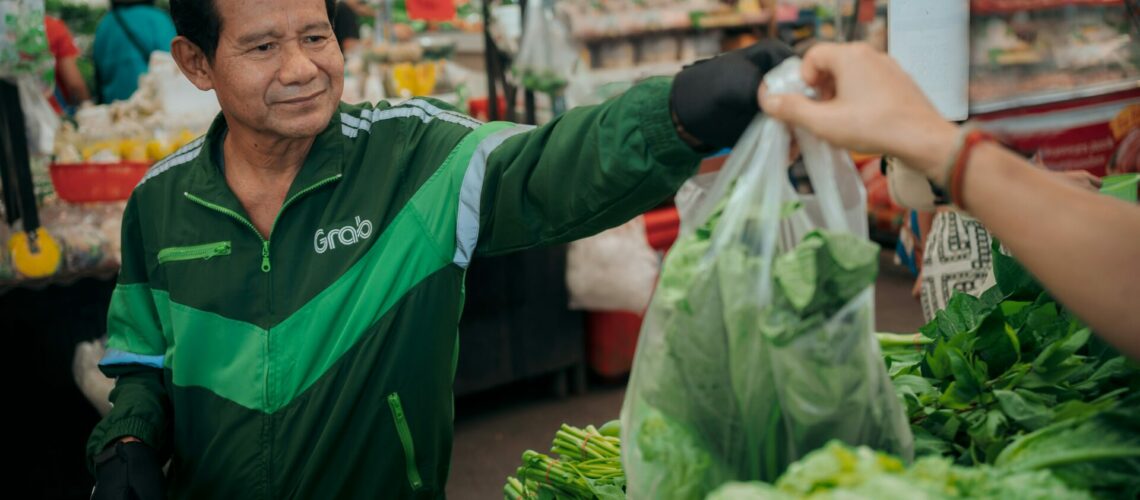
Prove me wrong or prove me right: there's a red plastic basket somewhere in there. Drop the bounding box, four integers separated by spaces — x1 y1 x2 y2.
49 162 150 203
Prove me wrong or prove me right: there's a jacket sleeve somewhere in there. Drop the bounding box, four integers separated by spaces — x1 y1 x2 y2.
86 197 172 473
466 77 702 257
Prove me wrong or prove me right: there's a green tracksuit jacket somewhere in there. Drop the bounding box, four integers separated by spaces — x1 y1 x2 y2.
86 77 700 498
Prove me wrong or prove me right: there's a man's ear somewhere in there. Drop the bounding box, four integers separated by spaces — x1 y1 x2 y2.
171 36 215 91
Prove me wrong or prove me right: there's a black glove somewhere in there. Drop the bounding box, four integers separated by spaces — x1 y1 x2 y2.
91 441 165 500
671 40 795 150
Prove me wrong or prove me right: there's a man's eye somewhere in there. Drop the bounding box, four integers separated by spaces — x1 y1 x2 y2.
255 43 275 52
305 36 326 43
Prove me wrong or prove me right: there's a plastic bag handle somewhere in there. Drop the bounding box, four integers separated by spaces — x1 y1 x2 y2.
765 58 867 236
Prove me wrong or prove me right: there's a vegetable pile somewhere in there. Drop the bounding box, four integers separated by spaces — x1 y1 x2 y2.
707 239 1140 499
706 441 1090 500
508 179 1140 499
504 422 625 500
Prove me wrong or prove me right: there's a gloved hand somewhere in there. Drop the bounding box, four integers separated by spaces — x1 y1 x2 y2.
671 40 795 150
91 441 164 500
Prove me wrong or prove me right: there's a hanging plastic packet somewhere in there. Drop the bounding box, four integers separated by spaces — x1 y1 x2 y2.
510 0 579 96
620 57 913 500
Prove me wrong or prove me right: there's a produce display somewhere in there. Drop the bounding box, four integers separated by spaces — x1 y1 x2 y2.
52 66 205 164
506 236 1140 499
504 422 626 499
706 441 1090 500
556 0 765 40
969 4 1140 108
881 238 1140 497
0 201 125 287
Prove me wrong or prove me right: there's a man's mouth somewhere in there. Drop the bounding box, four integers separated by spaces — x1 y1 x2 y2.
277 89 325 105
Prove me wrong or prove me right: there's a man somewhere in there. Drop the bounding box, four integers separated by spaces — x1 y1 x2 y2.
86 0 791 497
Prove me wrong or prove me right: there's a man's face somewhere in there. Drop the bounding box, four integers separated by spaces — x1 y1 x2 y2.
209 0 343 139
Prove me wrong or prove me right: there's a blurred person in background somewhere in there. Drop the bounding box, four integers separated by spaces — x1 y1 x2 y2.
93 0 176 102
45 15 90 114
334 0 375 53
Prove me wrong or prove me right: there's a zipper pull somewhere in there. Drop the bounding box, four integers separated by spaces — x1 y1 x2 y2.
206 242 231 260
261 241 271 273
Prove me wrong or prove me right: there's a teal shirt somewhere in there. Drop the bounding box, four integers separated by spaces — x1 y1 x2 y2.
93 6 176 103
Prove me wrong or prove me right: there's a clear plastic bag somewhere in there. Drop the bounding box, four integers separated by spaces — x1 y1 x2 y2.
620 58 913 499
19 75 60 156
510 0 579 94
0 0 53 84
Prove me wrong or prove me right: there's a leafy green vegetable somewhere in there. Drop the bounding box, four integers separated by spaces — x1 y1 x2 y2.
883 238 1140 496
706 441 1090 500
995 395 1140 497
625 187 910 498
503 423 626 499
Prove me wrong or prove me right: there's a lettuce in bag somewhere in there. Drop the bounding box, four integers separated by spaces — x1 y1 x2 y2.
620 58 912 499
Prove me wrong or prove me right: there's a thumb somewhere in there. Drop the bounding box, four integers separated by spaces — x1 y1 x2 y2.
760 93 831 133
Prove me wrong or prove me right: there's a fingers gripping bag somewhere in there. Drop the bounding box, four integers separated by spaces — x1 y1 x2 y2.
620 58 913 499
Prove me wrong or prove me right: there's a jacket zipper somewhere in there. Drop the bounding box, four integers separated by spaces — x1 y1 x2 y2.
388 393 424 490
182 173 341 273
185 173 342 498
156 241 231 264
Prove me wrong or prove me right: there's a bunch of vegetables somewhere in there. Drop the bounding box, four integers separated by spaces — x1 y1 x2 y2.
695 238 1139 499
504 422 625 500
706 441 1090 500
879 240 1140 497
511 68 570 94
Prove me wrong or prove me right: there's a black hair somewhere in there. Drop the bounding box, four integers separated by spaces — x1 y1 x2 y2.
169 0 336 60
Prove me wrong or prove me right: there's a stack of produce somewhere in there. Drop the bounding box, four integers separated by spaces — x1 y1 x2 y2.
879 240 1140 497
504 422 625 500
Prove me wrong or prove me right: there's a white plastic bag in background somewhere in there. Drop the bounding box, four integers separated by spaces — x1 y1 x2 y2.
567 216 660 313
621 58 912 500
510 0 580 94
73 338 114 417
18 75 59 156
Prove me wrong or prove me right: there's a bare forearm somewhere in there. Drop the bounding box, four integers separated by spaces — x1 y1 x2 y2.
961 143 1140 355
59 57 90 104
758 42 1140 357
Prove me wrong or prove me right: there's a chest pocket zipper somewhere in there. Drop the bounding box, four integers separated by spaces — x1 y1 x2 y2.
157 241 232 264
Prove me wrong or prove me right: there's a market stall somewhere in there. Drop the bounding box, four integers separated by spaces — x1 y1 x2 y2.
7 0 1139 498
1 50 217 290
969 0 1140 175
481 0 858 123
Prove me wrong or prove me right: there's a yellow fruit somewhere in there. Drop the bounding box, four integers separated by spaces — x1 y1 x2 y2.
146 139 169 162
415 62 438 96
123 140 148 162
118 139 140 158
9 228 62 279
176 130 197 150
392 63 417 96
